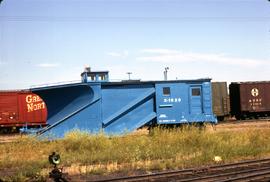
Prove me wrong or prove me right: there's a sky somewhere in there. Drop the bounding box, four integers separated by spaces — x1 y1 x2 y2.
0 0 269 89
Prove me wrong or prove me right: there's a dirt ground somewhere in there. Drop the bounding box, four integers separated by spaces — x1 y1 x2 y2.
214 119 270 131
0 133 23 144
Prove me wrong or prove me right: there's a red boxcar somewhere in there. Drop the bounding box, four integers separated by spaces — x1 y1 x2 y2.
229 81 270 119
0 91 47 128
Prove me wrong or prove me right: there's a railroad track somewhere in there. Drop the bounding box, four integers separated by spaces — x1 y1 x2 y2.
90 158 270 182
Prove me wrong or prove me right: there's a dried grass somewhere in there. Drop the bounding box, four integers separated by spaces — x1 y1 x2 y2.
1 126 270 181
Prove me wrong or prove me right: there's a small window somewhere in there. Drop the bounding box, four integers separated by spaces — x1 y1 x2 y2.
99 74 106 80
89 75 95 81
163 87 171 96
192 88 201 96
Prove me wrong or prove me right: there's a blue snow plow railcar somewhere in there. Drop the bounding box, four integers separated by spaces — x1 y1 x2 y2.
31 68 217 139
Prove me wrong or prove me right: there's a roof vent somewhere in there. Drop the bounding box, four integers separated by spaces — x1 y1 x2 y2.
84 66 91 73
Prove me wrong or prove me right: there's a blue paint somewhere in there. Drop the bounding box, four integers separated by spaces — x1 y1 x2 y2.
155 81 216 124
31 71 217 139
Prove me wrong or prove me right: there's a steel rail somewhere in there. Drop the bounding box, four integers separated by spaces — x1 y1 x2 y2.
91 158 270 182
216 168 270 182
176 166 270 182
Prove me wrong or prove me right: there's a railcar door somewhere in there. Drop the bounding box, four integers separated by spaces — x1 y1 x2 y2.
190 86 203 114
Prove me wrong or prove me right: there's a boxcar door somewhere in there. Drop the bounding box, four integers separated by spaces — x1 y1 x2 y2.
190 86 203 114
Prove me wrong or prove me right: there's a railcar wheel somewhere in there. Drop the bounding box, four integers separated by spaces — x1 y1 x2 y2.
235 115 241 120
217 116 225 121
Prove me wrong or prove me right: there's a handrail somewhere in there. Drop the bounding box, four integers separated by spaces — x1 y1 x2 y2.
30 80 81 89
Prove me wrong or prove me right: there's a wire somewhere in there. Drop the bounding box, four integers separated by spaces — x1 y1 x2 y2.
0 16 269 22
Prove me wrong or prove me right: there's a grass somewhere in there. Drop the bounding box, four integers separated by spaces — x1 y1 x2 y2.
1 126 270 181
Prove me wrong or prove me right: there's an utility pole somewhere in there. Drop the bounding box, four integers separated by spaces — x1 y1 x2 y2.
164 67 169 81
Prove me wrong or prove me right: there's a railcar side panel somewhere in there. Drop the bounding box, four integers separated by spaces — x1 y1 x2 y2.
18 93 47 126
239 83 270 112
212 82 230 121
0 92 19 126
156 81 216 124
0 91 47 127
230 81 270 119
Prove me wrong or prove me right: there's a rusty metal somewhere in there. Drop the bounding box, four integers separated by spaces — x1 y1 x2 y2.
91 158 270 182
212 82 230 121
230 81 270 120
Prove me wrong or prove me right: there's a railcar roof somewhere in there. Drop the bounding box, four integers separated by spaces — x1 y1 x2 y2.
231 81 270 84
102 78 212 86
30 78 212 91
0 89 30 93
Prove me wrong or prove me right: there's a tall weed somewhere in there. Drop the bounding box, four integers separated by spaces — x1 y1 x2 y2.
1 126 270 180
